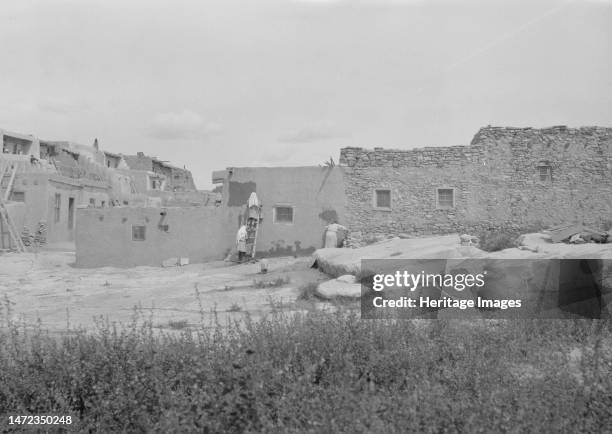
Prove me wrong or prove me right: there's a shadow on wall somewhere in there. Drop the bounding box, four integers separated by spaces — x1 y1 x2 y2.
318 209 338 224
227 181 256 206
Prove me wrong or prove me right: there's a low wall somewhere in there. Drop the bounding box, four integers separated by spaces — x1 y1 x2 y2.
75 206 242 267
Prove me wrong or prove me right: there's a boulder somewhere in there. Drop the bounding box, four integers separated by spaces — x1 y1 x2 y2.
316 277 361 299
518 232 552 248
336 274 358 284
161 257 179 267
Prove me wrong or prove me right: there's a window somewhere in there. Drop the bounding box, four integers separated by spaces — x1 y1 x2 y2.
374 189 391 209
274 206 294 224
10 191 25 202
101 201 106 208
54 194 61 222
150 178 163 190
436 188 455 208
538 165 552 181
132 225 146 241
89 198 96 207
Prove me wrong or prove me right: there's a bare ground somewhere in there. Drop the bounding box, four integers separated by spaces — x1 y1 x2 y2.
0 250 336 332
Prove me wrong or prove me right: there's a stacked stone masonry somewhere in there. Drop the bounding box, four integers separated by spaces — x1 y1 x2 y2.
339 126 612 243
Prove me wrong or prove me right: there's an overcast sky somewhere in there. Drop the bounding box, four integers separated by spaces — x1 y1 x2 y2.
0 0 610 188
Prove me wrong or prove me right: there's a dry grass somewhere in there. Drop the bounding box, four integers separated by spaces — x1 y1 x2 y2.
252 276 290 289
0 299 611 432
167 319 189 330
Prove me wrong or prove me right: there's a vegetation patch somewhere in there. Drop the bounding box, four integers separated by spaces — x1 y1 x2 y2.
167 319 189 330
0 307 610 432
297 282 319 301
478 230 519 252
253 276 290 289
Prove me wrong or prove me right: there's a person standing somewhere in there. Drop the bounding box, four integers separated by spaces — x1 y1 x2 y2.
324 220 347 248
236 224 248 262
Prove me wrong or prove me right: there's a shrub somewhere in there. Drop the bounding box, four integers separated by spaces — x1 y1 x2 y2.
297 282 319 300
167 319 189 330
228 303 242 312
0 307 611 432
478 230 518 252
253 276 290 289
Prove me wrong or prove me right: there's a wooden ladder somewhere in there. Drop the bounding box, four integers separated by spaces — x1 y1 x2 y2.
0 164 26 252
0 200 26 253
245 205 262 259
3 163 17 201
250 210 261 259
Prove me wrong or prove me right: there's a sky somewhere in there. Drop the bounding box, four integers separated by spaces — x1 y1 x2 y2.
0 0 610 189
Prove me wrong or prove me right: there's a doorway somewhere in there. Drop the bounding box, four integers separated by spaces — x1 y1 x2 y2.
68 197 75 230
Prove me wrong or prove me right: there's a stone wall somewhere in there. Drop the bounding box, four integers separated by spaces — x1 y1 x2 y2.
340 126 612 242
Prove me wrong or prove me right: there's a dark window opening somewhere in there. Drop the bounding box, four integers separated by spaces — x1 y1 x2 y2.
132 225 146 241
437 189 454 208
274 206 294 224
375 189 391 209
538 165 552 181
10 191 25 202
68 197 75 229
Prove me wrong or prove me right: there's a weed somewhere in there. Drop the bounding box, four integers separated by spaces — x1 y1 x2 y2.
228 303 242 312
297 282 319 300
478 230 518 252
266 295 285 309
0 299 611 432
253 276 290 289
168 319 189 330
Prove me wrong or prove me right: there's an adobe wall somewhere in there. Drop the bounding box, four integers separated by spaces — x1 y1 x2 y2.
340 126 612 240
222 166 347 257
12 173 49 235
47 177 111 243
10 173 111 244
75 206 242 267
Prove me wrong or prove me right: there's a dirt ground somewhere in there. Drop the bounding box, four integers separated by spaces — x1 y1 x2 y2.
0 250 333 332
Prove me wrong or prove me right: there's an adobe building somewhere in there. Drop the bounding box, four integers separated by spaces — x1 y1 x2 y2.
340 126 612 243
123 152 196 192
214 166 346 257
75 166 345 267
1 129 40 157
1 127 201 248
73 125 612 268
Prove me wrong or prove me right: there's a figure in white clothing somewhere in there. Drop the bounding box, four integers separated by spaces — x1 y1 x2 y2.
236 225 248 262
324 220 347 248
